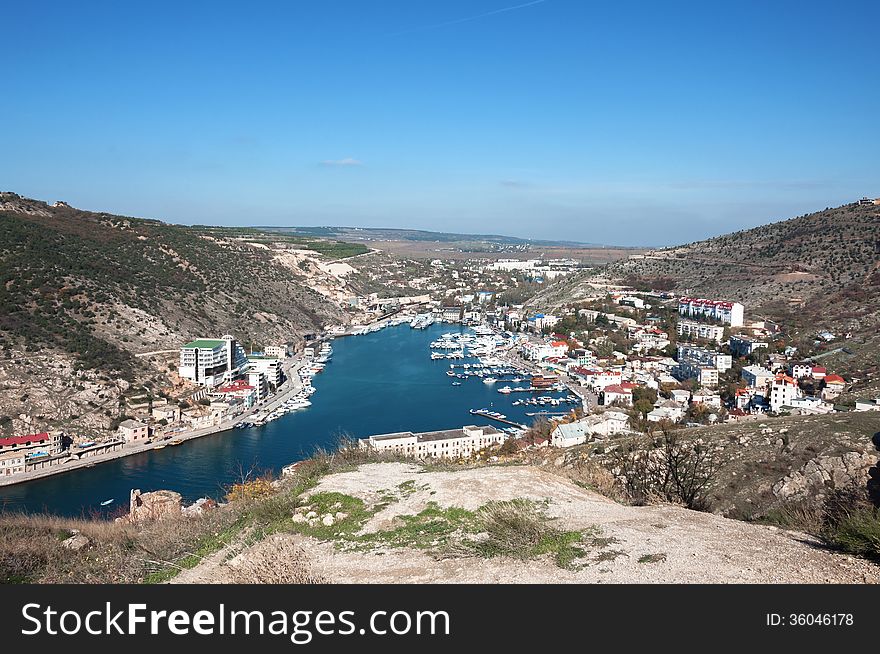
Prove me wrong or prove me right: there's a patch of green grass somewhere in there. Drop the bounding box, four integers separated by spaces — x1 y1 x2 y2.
289 492 375 541
824 507 880 559
357 503 477 551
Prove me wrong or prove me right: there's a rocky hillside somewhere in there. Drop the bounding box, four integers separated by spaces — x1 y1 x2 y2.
534 202 879 325
0 192 348 438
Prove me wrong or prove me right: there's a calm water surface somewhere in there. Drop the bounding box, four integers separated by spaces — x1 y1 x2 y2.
0 324 567 517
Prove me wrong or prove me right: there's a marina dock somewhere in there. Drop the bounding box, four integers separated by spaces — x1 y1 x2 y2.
468 409 526 429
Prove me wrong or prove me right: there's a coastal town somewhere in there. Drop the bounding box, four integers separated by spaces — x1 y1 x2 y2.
3 255 878 485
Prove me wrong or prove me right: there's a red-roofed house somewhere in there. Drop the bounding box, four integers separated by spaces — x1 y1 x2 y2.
811 366 827 380
822 374 846 401
0 431 63 456
602 384 634 406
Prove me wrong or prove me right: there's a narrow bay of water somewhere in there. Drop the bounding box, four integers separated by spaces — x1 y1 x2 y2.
0 323 569 517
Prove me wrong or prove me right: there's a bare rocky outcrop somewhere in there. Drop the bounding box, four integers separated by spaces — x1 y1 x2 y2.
772 452 879 501
127 489 182 524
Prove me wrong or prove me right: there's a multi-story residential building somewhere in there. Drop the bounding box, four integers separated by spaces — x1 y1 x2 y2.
246 371 268 401
677 319 725 343
728 334 769 357
741 364 775 389
179 335 248 387
770 374 802 412
521 341 568 361
678 297 744 327
677 344 732 372
441 306 462 323
570 348 594 367
673 363 720 387
246 355 283 388
360 425 505 459
572 368 622 390
790 363 814 379
151 403 181 424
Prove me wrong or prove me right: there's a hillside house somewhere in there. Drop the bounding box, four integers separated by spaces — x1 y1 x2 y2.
770 374 802 412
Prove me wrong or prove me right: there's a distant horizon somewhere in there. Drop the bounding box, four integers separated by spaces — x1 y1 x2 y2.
6 187 869 251
3 1 878 246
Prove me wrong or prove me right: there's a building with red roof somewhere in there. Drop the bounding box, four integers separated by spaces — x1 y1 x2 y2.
0 431 63 456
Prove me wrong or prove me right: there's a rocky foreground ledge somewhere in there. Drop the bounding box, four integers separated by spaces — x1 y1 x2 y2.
176 463 879 584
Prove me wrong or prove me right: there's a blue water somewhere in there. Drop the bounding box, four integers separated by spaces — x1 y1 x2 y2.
0 324 568 517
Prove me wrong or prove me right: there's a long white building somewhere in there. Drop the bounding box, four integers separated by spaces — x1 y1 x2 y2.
678 297 744 327
178 335 248 387
360 425 505 460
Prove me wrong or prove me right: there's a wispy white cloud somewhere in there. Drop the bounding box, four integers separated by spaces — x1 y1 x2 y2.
321 157 363 167
389 0 549 36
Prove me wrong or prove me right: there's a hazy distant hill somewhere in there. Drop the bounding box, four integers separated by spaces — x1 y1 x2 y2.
258 225 599 248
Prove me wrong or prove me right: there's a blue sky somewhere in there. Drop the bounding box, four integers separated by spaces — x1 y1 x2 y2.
2 0 878 246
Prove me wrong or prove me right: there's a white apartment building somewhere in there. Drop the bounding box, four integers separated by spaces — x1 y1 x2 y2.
178 335 248 387
673 363 720 387
521 341 568 361
247 371 269 400
679 297 744 327
790 363 814 379
360 425 505 460
677 319 725 343
770 374 802 412
246 356 284 388
677 344 732 372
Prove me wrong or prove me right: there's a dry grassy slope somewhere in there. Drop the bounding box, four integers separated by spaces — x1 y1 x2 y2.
533 202 880 326
553 411 880 520
0 192 345 437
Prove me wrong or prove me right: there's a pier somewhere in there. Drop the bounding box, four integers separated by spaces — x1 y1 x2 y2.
468 410 526 429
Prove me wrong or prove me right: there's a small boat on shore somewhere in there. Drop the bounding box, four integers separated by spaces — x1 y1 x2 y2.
170 439 183 446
